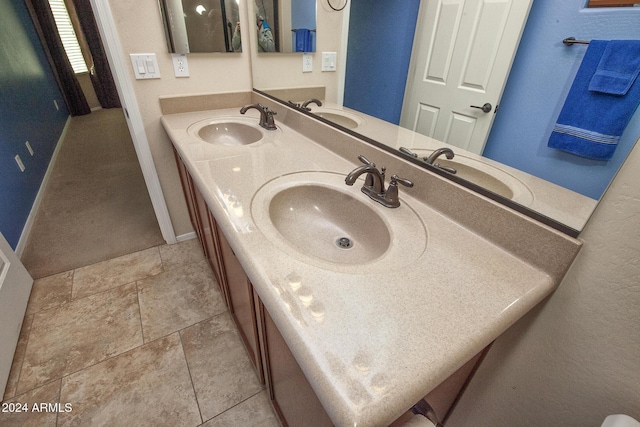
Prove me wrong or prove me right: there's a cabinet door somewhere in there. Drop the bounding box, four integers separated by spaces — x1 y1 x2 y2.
173 149 202 243
259 303 333 427
217 226 264 384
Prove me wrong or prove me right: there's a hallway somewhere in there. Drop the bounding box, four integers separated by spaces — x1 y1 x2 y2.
21 108 165 279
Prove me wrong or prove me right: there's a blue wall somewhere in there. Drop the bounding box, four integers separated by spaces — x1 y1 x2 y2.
344 0 420 124
482 1 640 200
0 0 69 249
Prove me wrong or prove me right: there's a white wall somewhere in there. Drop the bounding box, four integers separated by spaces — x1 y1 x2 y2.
447 137 640 427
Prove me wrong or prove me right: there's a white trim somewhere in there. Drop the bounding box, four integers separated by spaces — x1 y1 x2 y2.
176 231 197 242
16 116 72 257
90 0 177 245
336 1 351 107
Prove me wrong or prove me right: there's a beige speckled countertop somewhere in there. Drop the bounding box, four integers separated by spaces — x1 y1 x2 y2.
161 95 582 426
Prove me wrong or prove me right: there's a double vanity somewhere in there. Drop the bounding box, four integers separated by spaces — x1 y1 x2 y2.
160 91 583 426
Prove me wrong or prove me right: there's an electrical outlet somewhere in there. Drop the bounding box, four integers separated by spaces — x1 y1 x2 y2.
25 141 34 156
302 53 313 73
172 54 190 77
15 155 25 172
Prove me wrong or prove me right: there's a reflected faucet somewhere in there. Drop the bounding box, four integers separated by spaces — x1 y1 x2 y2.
345 155 413 208
300 98 322 111
240 103 277 130
400 146 457 174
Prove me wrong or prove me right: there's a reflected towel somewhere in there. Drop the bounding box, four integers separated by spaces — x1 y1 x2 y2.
589 40 640 95
295 29 312 52
548 40 640 160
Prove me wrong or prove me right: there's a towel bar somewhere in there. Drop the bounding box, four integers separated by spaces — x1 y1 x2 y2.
291 29 316 32
563 37 590 46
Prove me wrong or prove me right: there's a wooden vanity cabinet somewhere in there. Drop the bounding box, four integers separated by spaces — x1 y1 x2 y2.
257 301 334 427
215 226 265 384
174 149 484 426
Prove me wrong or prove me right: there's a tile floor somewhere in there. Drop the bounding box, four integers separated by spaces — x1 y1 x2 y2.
1 239 280 427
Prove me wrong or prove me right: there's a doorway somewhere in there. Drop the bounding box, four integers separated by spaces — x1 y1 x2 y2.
20 0 165 278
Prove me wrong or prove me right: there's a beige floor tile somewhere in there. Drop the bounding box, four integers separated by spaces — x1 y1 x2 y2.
137 260 227 342
181 313 264 421
3 315 34 401
26 270 73 315
58 334 201 427
200 391 279 427
18 283 143 394
159 238 206 271
0 380 60 427
72 247 163 300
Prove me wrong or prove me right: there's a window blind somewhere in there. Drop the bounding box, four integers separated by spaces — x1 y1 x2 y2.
47 0 89 74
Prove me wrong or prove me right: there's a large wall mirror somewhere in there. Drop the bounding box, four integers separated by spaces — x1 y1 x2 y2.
253 0 640 236
159 0 241 53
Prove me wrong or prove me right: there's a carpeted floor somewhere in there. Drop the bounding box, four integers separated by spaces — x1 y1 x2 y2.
21 108 165 279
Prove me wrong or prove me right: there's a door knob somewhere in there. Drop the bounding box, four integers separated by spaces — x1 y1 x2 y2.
470 103 492 113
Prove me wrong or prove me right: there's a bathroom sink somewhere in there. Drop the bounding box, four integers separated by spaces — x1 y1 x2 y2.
251 171 427 273
188 118 264 145
269 184 390 265
311 109 363 129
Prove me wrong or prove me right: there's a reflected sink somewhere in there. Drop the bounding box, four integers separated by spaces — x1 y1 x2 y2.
251 171 427 273
310 109 363 130
414 150 534 206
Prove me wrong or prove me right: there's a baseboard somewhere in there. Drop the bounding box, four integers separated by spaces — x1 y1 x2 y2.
16 116 72 258
176 232 197 242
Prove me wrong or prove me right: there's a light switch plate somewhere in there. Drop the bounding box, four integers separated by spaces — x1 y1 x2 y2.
302 53 313 73
321 52 337 72
130 54 161 79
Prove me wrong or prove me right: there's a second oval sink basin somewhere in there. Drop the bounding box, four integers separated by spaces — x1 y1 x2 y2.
251 171 427 273
197 122 263 145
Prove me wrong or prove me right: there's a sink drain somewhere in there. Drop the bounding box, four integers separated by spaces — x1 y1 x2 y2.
335 237 353 249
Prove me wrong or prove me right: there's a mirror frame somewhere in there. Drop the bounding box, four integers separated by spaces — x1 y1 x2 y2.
255 88 581 238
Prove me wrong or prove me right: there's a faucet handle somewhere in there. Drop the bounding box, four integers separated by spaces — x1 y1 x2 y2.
358 155 374 166
390 175 413 188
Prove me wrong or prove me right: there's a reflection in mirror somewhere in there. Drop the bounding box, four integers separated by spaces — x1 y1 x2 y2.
159 0 241 53
254 0 640 235
252 0 316 52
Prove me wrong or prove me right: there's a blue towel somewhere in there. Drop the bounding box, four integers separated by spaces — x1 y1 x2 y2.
548 40 640 160
295 29 311 52
588 40 640 95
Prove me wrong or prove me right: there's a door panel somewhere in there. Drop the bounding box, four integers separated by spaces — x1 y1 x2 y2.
0 232 33 395
401 0 532 154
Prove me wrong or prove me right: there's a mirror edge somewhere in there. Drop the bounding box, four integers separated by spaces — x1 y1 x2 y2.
254 88 581 238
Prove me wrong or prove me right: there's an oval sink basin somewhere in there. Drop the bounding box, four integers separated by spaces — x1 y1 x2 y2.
252 171 427 273
269 184 390 265
197 122 263 145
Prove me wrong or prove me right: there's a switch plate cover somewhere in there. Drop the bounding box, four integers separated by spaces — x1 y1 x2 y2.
130 54 161 79
321 52 337 72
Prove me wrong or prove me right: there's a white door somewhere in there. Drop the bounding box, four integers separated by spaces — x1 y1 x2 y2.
400 0 532 154
0 232 33 395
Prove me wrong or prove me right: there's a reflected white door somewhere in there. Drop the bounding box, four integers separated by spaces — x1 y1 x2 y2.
0 232 33 395
400 0 532 154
